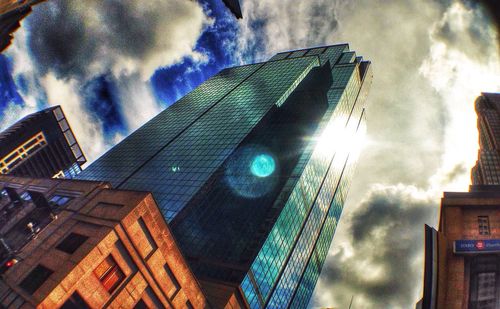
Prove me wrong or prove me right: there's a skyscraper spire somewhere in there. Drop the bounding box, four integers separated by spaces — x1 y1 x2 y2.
472 93 500 184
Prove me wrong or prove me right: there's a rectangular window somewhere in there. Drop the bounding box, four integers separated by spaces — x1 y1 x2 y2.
28 190 49 209
4 187 20 202
56 233 89 254
469 256 499 308
479 216 491 235
71 144 83 159
164 264 181 299
49 195 73 207
139 286 163 309
19 192 32 201
477 272 496 302
53 107 64 121
61 292 90 309
94 256 125 294
116 240 138 272
64 130 76 146
58 119 70 132
138 217 157 258
19 265 53 294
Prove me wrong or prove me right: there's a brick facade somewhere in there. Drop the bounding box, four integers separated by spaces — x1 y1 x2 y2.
420 189 500 309
0 175 207 308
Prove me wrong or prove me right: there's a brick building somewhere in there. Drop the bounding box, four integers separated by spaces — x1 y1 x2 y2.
0 175 206 308
420 187 500 309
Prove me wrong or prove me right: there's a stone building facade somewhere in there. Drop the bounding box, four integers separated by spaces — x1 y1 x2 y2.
419 187 500 309
0 175 206 308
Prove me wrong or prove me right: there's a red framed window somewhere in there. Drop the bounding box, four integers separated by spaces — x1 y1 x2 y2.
94 256 125 293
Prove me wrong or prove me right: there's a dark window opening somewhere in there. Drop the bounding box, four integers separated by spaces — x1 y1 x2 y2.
61 292 90 309
469 255 500 309
94 256 125 294
56 233 89 254
479 216 491 235
28 190 50 209
48 195 72 207
138 217 157 258
133 299 149 309
19 192 32 201
19 264 53 294
4 187 20 204
116 240 138 272
164 264 181 299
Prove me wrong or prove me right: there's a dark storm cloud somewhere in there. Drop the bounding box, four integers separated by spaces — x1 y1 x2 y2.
27 1 97 78
25 0 210 80
462 0 500 36
320 186 437 307
308 3 339 46
5 0 210 161
27 0 157 78
99 1 157 59
434 0 498 62
479 1 500 45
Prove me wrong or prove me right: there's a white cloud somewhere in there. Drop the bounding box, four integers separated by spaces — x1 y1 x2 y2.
113 74 163 131
40 73 107 163
1 12 109 163
3 18 43 119
0 102 37 131
1 0 213 167
104 1 214 79
28 0 213 81
237 0 346 62
312 1 500 308
236 0 499 307
422 2 500 192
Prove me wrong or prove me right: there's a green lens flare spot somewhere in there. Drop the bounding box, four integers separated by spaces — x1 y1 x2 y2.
250 154 275 177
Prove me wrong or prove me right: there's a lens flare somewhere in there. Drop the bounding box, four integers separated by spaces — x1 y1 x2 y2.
225 145 279 199
250 154 276 177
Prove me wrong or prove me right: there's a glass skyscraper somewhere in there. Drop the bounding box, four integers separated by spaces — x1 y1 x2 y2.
78 44 372 308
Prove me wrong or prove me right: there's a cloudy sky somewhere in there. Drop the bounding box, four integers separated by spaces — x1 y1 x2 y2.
1 0 499 308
